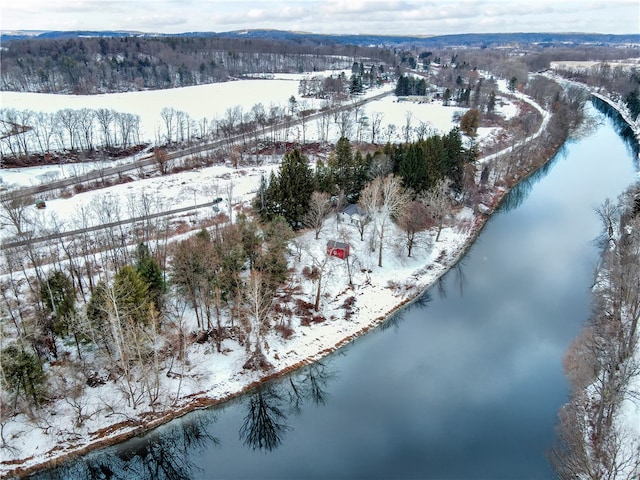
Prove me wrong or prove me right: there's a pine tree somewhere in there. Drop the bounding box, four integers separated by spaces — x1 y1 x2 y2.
487 90 496 114
135 243 166 311
255 216 293 292
40 271 76 336
1 344 47 407
276 149 314 228
398 142 428 193
114 265 152 326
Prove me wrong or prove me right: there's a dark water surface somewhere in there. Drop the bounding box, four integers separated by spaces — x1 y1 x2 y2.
34 105 638 480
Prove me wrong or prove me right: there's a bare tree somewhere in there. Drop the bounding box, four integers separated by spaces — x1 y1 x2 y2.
95 108 115 149
414 120 434 141
77 108 96 151
595 198 620 242
32 112 56 153
0 190 34 236
56 108 79 151
336 109 354 139
160 107 175 145
242 272 274 371
384 123 397 143
370 111 384 144
402 111 413 143
304 191 333 240
420 179 451 242
153 147 170 175
296 100 312 145
359 174 409 267
397 200 433 257
116 112 140 149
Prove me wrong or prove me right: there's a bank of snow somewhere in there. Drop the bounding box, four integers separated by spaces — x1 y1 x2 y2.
0 77 524 477
1 191 486 478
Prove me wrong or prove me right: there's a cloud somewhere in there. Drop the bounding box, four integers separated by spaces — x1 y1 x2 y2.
1 0 637 35
120 14 189 30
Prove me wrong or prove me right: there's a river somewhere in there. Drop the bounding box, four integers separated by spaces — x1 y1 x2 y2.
33 103 638 479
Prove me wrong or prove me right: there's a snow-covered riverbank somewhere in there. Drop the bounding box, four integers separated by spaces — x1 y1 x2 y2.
0 188 496 479
1 78 548 478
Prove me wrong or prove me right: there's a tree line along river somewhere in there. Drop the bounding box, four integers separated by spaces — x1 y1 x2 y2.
32 101 639 480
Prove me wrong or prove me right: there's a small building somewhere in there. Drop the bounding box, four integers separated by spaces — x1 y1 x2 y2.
339 204 368 226
326 240 350 259
35 199 46 209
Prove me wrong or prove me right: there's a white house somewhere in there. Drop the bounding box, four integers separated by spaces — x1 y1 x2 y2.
339 204 369 226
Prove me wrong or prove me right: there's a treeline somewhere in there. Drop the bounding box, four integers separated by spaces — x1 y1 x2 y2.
254 132 471 228
395 75 427 96
554 61 640 121
550 186 640 479
0 107 143 163
0 71 363 164
0 36 395 94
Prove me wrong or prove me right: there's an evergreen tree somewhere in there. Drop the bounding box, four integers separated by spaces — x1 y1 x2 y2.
1 344 47 407
443 128 466 191
398 143 428 193
487 90 496 114
255 171 282 223
313 159 333 194
114 265 152 326
86 280 109 340
40 271 76 336
626 89 640 119
255 216 294 292
237 214 262 270
350 74 363 94
135 243 166 311
460 108 480 137
423 135 448 190
332 136 353 194
274 149 314 228
351 149 368 200
395 75 409 96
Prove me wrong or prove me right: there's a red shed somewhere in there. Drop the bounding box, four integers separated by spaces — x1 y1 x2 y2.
326 240 350 259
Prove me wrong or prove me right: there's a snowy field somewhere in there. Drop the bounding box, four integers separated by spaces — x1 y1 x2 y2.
0 74 521 246
0 74 526 476
0 71 340 141
0 74 518 193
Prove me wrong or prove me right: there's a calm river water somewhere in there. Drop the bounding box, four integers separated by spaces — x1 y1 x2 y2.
34 103 638 480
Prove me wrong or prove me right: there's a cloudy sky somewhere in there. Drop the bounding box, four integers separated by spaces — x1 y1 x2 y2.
2 0 638 36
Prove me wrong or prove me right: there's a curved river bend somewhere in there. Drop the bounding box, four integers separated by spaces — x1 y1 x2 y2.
34 104 638 479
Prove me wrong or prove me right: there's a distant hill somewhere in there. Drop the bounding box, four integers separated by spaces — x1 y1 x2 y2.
2 29 638 48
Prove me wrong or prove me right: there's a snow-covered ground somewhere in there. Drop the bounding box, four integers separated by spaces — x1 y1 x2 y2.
0 71 339 141
0 73 519 243
0 74 527 477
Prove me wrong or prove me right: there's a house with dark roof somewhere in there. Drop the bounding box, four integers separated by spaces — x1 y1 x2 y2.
339 204 368 226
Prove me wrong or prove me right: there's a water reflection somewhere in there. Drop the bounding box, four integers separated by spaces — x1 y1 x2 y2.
239 386 290 452
380 291 432 331
592 96 640 163
498 146 566 213
238 362 334 451
31 413 217 480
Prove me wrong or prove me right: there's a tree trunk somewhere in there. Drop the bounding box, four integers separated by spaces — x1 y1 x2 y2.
378 224 384 267
314 276 322 312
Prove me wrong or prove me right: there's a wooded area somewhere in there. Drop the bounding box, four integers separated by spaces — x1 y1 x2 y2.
0 36 394 94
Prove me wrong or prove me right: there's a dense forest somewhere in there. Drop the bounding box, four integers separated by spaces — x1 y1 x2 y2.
0 36 395 94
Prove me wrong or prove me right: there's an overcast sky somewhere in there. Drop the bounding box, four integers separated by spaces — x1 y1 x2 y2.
2 0 638 36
